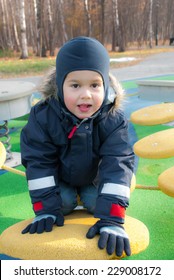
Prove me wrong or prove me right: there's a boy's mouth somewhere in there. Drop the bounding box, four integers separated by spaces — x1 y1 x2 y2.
78 104 92 112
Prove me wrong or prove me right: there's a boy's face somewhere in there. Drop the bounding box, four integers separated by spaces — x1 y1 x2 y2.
63 70 104 119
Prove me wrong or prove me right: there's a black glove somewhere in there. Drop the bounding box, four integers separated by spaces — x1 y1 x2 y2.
86 219 131 257
21 213 64 234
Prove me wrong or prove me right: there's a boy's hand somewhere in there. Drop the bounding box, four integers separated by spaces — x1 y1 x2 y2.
21 213 64 234
86 219 131 257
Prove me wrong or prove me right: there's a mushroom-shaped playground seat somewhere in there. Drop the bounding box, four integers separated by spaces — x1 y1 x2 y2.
0 210 149 260
130 103 174 126
133 128 174 159
158 166 174 197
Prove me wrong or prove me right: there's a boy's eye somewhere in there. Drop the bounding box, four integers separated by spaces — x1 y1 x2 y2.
92 83 102 88
92 83 99 88
72 84 79 88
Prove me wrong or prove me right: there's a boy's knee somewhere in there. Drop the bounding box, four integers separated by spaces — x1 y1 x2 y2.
60 183 77 215
61 197 77 215
79 184 98 214
82 198 96 214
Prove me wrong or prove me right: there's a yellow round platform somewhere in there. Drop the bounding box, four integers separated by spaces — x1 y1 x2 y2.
130 173 136 192
0 210 149 260
133 128 174 159
130 103 174 125
158 166 174 197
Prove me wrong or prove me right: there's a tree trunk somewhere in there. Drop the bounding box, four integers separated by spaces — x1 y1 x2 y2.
33 0 39 55
155 0 159 46
149 0 153 48
35 0 42 56
57 0 68 43
1 0 14 49
27 0 36 54
34 0 46 57
117 0 126 52
9 0 20 52
4 0 13 49
100 0 105 44
84 0 92 37
112 0 119 51
46 0 54 56
19 0 28 58
1 0 8 49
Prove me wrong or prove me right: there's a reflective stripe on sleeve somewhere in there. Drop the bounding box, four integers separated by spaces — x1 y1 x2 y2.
28 176 56 191
101 183 130 199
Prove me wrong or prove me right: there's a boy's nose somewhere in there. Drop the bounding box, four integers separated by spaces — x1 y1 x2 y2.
81 88 92 98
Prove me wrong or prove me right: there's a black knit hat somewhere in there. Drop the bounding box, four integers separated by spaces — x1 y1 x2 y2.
56 36 110 105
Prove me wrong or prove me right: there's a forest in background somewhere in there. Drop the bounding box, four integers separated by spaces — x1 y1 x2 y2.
0 0 174 59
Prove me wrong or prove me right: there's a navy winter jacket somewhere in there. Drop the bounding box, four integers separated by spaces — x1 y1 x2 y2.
21 96 134 224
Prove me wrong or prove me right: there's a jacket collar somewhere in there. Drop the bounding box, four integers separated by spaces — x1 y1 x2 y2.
47 97 109 136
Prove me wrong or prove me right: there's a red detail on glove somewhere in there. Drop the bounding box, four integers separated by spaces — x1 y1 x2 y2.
68 126 77 139
110 203 125 218
33 201 43 212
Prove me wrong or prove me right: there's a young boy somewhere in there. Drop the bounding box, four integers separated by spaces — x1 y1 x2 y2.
20 36 134 257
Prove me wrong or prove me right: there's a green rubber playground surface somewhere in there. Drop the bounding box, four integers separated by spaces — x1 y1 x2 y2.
1 75 174 260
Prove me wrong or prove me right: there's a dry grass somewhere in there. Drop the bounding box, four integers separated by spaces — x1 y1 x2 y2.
0 46 173 78
109 46 174 68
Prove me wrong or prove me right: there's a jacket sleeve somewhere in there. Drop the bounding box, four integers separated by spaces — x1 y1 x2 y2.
94 110 135 224
20 105 62 217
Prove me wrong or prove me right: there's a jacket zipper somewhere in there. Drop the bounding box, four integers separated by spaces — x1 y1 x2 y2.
68 118 88 139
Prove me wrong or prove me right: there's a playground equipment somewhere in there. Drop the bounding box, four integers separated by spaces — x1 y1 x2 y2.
0 142 25 177
131 103 174 197
0 140 150 259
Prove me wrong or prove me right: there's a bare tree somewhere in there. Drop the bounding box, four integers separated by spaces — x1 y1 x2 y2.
155 0 159 45
0 0 174 55
46 0 54 55
57 0 68 43
26 0 36 53
117 0 126 52
19 0 28 58
100 0 105 44
0 0 8 49
9 0 20 51
112 0 119 51
149 0 153 48
84 0 92 37
33 0 39 54
1 0 13 49
35 0 42 56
